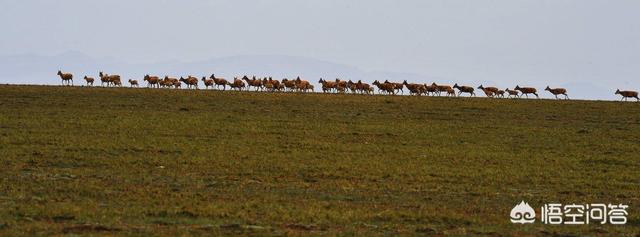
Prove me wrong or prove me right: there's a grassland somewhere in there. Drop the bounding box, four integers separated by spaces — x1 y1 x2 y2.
0 84 639 236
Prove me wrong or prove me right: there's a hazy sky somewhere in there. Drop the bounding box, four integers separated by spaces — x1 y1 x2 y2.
1 0 639 89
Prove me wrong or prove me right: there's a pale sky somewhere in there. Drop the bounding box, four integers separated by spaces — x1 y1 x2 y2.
1 0 639 94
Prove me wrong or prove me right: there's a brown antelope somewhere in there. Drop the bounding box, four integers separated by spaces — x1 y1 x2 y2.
515 85 539 98
385 80 404 94
505 88 519 98
202 77 214 89
403 80 423 96
231 77 245 91
615 89 639 101
445 87 456 97
356 80 372 94
422 84 438 96
282 78 296 91
321 83 332 93
336 79 348 89
478 84 500 94
319 78 337 93
495 90 505 98
99 72 120 87
266 77 282 92
453 83 475 97
57 70 73 86
373 80 395 95
164 76 178 84
477 85 495 98
294 77 310 92
179 76 199 89
346 80 358 93
144 75 160 88
111 77 122 87
242 76 263 91
262 78 275 92
99 72 111 86
432 83 452 96
210 74 229 91
128 79 139 87
173 80 181 89
160 80 169 88
83 76 94 86
545 86 569 100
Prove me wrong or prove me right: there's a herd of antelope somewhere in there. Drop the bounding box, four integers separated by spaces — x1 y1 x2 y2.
57 70 640 101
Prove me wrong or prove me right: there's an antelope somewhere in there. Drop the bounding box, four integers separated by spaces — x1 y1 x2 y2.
615 89 639 101
385 80 404 94
267 77 282 92
319 78 337 93
179 76 199 89
423 84 438 96
144 75 160 88
445 87 456 97
545 86 569 100
282 79 296 91
57 70 73 86
173 80 181 89
495 90 505 98
453 83 475 97
162 76 174 88
321 84 332 93
432 83 452 96
210 74 229 90
231 77 245 91
164 76 178 84
505 88 520 98
159 80 168 88
262 78 275 92
243 76 263 91
515 85 539 98
373 80 395 95
478 85 500 94
99 72 111 86
478 85 495 98
294 77 310 92
99 72 122 86
83 76 94 86
336 79 348 89
346 80 358 93
128 79 139 87
356 80 372 94
202 77 214 89
403 80 423 96
111 77 122 87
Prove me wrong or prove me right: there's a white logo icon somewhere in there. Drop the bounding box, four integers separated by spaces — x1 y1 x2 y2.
510 201 536 224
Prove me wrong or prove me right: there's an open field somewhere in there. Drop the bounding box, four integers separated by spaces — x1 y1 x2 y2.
0 85 639 235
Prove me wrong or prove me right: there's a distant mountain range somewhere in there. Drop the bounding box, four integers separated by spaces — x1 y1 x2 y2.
0 51 617 100
0 51 441 85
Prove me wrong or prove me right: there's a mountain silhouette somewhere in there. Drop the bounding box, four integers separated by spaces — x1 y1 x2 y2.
0 51 615 100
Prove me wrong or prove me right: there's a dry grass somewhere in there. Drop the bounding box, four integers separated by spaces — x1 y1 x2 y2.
0 85 638 235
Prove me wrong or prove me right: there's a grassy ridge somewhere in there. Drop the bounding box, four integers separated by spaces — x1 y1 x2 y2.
0 85 639 235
